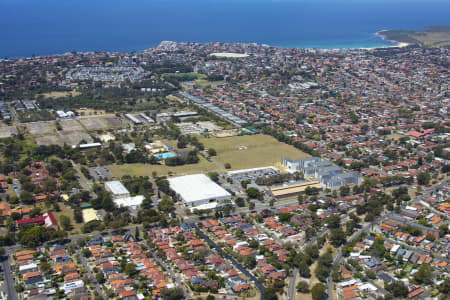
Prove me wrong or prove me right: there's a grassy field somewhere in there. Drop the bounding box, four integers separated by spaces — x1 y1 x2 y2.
199 134 310 170
107 156 217 178
40 91 80 99
410 31 450 47
182 79 225 89
162 72 207 80
107 134 309 177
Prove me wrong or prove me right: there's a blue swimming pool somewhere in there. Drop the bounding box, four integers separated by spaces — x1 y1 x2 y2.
154 153 175 159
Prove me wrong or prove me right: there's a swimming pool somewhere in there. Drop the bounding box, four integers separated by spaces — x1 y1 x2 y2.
154 153 175 159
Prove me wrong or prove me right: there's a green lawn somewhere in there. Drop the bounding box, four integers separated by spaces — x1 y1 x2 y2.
162 72 207 80
199 134 310 171
107 155 217 178
108 134 310 177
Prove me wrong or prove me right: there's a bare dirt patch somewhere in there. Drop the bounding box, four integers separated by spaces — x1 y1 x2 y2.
60 132 93 146
35 135 63 146
41 90 80 99
26 121 55 135
79 118 107 130
59 119 83 131
103 116 124 127
0 126 18 138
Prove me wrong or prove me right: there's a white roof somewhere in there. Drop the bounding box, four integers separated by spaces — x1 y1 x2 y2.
189 202 218 211
114 195 144 207
168 174 231 204
19 263 37 272
105 181 129 195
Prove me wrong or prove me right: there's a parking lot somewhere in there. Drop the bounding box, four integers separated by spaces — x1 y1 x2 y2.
0 126 18 138
79 118 107 130
227 166 281 183
26 121 54 134
88 167 113 181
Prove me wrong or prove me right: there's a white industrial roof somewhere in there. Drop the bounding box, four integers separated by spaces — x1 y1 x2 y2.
105 181 129 195
114 195 144 207
168 174 231 203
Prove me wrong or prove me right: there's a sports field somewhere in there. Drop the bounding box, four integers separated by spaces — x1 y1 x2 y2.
199 134 310 170
107 134 310 177
107 156 217 178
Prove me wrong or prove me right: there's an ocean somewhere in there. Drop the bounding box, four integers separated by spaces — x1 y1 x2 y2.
0 0 449 58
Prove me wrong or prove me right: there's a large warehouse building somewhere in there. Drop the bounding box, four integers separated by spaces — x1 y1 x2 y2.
168 174 231 208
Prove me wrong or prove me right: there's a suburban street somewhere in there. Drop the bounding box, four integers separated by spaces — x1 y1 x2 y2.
191 223 266 300
2 250 17 300
75 246 107 299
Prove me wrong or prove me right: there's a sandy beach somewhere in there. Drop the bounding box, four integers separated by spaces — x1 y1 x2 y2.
211 52 249 58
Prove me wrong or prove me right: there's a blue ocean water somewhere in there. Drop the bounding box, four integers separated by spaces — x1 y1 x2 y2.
0 0 449 58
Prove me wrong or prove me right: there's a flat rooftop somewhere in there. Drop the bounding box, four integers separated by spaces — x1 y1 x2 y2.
105 180 129 195
168 174 231 203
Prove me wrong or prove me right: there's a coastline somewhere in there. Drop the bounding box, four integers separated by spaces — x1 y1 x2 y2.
375 30 411 48
1 31 411 59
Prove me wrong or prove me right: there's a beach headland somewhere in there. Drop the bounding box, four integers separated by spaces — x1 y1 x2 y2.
376 30 411 48
376 26 450 48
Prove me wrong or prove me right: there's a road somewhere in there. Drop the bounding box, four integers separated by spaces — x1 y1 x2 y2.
2 249 18 300
71 160 91 191
287 269 297 300
75 247 106 299
191 223 265 300
149 248 190 298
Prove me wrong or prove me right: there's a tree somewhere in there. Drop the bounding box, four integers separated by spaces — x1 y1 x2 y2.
326 214 341 229
311 283 326 300
124 263 137 277
249 201 255 210
296 281 309 293
298 262 311 278
413 264 434 285
439 224 449 236
371 237 386 257
135 226 140 241
160 287 184 300
82 248 92 258
329 229 346 247
59 215 72 231
224 163 231 169
95 272 105 284
315 263 330 282
264 287 278 300
208 148 217 156
73 209 83 223
18 227 49 247
386 281 408 298
243 255 256 269
235 198 245 207
305 245 319 259
20 191 34 204
208 172 219 182
29 207 42 218
246 187 260 199
417 172 431 185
